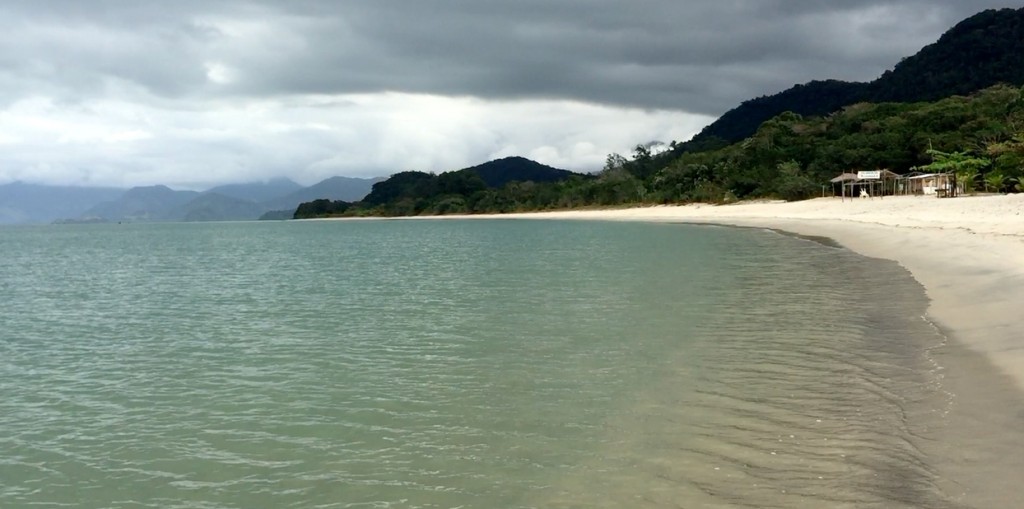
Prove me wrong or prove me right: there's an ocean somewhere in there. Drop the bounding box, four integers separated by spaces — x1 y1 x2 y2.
0 219 975 508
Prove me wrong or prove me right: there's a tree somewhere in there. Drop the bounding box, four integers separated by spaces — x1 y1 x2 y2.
920 148 990 193
984 171 1007 193
987 133 1024 187
773 160 818 201
293 199 352 219
603 153 628 173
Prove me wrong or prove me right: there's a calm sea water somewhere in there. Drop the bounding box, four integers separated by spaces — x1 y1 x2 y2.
0 219 965 508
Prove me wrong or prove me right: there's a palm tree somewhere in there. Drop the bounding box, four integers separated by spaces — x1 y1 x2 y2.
1011 175 1024 193
984 171 1007 193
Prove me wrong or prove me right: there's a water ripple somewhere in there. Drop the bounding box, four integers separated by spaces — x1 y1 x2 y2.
0 221 1008 508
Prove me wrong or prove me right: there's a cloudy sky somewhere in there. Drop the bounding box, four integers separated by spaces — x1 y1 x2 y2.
0 1 1017 189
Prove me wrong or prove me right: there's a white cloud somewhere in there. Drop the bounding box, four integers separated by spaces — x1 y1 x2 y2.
204 62 236 85
0 92 712 188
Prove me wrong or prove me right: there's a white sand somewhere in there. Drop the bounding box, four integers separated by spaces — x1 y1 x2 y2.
447 194 1024 392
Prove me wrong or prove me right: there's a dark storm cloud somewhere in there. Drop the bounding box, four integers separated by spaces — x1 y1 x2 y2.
232 1 1024 113
0 0 1015 115
0 1 1019 188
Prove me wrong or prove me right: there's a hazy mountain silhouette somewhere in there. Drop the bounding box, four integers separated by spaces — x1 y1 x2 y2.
0 182 125 224
206 178 303 203
81 185 200 222
262 176 384 211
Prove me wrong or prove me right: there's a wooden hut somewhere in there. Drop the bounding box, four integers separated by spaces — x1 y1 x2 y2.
831 170 901 199
830 173 859 198
906 173 957 197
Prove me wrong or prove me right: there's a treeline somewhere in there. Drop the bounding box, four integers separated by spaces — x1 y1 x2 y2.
295 84 1024 219
295 170 601 218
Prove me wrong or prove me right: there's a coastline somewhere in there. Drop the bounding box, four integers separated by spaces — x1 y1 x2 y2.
421 195 1024 394
390 194 1024 505
423 194 1024 506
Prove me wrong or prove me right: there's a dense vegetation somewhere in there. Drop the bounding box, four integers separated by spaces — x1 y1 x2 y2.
691 7 1024 145
658 85 1024 202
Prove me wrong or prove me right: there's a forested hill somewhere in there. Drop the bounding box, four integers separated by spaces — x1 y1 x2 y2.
870 8 1024 103
465 156 577 187
693 80 869 146
691 7 1024 145
295 157 590 217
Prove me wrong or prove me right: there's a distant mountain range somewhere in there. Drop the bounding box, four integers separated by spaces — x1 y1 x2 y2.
1 157 583 224
0 182 125 224
261 176 385 211
690 7 1024 145
0 176 383 224
206 178 305 204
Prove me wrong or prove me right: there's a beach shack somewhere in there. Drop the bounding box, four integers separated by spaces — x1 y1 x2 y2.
831 170 901 199
905 173 957 196
830 172 858 198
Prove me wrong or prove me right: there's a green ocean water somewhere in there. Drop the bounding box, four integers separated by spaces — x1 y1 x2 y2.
0 219 965 508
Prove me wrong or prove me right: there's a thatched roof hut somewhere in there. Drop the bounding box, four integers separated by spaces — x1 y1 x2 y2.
830 173 859 184
831 170 901 198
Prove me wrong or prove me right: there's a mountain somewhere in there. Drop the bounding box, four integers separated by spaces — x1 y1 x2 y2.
205 178 303 203
461 156 579 188
0 182 125 224
0 175 386 223
262 176 383 211
76 175 385 221
347 156 589 216
177 192 267 222
81 185 200 222
361 156 581 207
692 80 869 146
870 8 1024 103
691 7 1024 145
69 176 384 222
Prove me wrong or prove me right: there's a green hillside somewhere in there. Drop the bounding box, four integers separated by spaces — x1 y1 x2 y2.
296 157 589 217
691 8 1024 145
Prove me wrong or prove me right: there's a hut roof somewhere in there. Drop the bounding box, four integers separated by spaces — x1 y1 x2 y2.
908 172 950 180
830 173 859 183
831 170 902 183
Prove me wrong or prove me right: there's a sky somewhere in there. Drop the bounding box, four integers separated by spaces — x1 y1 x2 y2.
0 1 1018 189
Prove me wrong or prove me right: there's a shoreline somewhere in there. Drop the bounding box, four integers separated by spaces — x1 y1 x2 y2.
405 195 1024 394
413 194 1024 506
